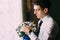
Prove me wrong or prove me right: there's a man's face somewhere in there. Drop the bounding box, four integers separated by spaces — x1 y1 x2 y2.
33 5 48 19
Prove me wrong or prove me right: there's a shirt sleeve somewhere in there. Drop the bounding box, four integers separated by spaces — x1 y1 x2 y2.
28 32 37 40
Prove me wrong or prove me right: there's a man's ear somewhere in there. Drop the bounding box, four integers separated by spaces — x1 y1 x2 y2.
44 8 48 14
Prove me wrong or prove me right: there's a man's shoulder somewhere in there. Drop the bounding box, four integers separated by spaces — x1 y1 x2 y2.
44 15 54 24
46 16 58 27
48 16 57 24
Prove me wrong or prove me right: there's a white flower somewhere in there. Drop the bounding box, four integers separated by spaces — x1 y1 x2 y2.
16 21 36 37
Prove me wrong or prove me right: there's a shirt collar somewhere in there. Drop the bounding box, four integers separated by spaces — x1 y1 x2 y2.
40 15 49 22
38 15 49 24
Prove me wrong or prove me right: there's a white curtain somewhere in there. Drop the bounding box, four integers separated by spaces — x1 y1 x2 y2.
0 0 23 40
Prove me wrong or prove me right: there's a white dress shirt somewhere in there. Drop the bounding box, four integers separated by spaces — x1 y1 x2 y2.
38 15 54 40
28 15 59 40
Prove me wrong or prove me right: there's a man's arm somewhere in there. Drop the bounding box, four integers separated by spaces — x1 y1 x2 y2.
28 32 37 40
48 21 59 40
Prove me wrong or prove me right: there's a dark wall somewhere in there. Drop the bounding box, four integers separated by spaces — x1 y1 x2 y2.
50 0 60 40
50 0 60 23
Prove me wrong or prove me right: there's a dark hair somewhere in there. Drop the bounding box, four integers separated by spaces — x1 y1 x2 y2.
32 0 51 10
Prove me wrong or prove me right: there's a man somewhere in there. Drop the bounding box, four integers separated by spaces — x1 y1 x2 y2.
20 0 59 40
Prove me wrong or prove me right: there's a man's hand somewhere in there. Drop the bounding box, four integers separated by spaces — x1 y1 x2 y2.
20 25 31 33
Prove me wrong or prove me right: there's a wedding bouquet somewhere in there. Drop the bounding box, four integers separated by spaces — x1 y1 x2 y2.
16 21 36 37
